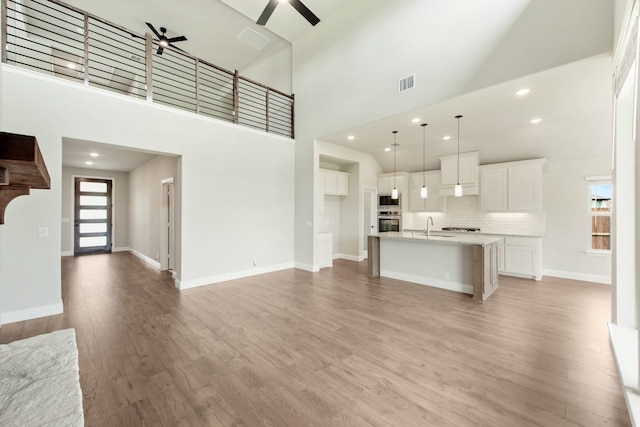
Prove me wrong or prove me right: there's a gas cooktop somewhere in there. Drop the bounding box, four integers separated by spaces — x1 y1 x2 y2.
441 227 481 233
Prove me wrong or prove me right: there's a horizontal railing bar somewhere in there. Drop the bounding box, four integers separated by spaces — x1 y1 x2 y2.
4 0 294 138
238 75 293 100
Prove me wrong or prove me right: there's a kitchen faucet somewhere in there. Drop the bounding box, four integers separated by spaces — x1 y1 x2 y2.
426 216 434 238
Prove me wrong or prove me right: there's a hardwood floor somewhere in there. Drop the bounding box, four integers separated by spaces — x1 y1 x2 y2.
0 253 631 426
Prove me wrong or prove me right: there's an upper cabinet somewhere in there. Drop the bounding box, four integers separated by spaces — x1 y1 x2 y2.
438 151 479 196
377 173 406 195
480 159 545 212
320 169 349 196
409 172 445 212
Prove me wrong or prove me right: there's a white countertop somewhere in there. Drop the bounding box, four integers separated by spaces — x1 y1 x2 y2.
403 228 545 238
376 231 501 247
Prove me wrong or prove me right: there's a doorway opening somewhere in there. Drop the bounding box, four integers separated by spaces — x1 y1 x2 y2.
160 177 175 271
74 177 112 254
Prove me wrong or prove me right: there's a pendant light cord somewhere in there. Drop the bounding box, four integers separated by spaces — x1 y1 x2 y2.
392 131 398 188
455 115 462 185
422 124 427 186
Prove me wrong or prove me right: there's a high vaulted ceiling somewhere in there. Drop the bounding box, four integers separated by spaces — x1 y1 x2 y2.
57 0 616 173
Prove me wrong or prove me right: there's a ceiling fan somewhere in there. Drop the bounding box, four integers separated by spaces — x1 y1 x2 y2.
145 22 187 55
257 0 320 26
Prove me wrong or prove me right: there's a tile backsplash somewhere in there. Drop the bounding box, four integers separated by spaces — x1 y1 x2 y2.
403 195 546 236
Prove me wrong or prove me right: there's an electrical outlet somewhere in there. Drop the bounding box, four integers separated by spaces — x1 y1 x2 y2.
253 261 256 267
444 272 450 280
38 227 48 238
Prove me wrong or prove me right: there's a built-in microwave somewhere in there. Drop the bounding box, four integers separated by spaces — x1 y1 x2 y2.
378 194 401 208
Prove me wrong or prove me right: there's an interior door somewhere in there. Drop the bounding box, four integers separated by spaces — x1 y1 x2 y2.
363 187 377 258
74 178 112 254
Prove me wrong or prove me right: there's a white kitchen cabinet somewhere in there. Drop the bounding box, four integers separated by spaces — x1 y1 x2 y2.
320 169 349 196
438 151 480 196
318 232 333 268
508 163 542 211
480 167 508 211
503 236 542 280
377 174 405 195
480 159 545 212
409 171 445 212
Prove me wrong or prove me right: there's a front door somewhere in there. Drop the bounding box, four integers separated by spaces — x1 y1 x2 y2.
74 178 113 254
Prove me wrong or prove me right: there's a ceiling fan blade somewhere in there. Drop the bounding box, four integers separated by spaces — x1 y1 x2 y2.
169 44 184 52
257 0 278 25
289 0 320 26
167 35 187 43
156 46 164 55
145 22 162 39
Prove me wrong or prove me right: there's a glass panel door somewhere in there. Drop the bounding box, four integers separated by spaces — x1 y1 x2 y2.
74 178 112 254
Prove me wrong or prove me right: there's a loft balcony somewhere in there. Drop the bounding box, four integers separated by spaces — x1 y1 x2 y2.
1 0 294 138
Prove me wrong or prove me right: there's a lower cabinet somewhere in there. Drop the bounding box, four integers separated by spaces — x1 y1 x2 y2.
483 235 542 280
502 236 542 280
319 232 333 268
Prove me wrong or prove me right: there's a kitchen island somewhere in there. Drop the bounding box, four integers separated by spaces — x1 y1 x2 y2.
369 232 500 301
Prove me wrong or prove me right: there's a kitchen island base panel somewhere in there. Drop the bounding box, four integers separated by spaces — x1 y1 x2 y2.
380 269 473 294
380 238 474 293
376 234 499 301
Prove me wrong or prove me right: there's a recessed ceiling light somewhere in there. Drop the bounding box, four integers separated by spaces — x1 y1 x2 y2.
384 147 391 152
76 27 83 34
516 88 530 96
530 118 542 124
67 63 76 69
89 152 99 157
347 135 355 140
411 118 421 123
443 135 451 141
85 161 93 165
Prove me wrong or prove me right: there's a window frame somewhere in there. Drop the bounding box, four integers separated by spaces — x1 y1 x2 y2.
586 175 612 255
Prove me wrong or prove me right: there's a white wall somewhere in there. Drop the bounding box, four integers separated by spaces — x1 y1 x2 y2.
61 166 130 255
240 45 292 95
0 65 295 322
128 155 178 262
543 158 612 283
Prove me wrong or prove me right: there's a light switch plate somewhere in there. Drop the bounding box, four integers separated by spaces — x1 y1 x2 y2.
39 227 48 238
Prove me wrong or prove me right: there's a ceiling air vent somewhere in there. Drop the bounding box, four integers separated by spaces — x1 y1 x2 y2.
398 73 416 93
237 27 270 50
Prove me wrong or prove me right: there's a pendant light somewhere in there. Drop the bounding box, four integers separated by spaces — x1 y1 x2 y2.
420 123 428 198
391 131 399 199
454 115 463 197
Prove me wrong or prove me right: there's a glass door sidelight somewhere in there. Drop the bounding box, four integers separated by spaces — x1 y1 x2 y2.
74 178 112 254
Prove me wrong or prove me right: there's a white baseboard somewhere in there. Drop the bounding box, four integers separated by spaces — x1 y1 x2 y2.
177 262 295 290
334 253 366 262
294 262 318 272
129 248 161 269
61 251 73 257
1 302 64 325
381 269 473 295
543 268 611 285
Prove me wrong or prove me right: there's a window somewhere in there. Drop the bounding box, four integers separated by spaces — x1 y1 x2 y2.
587 176 612 252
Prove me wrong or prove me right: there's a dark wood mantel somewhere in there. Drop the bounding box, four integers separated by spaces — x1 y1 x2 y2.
0 132 51 224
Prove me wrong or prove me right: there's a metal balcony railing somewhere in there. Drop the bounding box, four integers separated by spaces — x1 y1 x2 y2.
1 0 295 138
